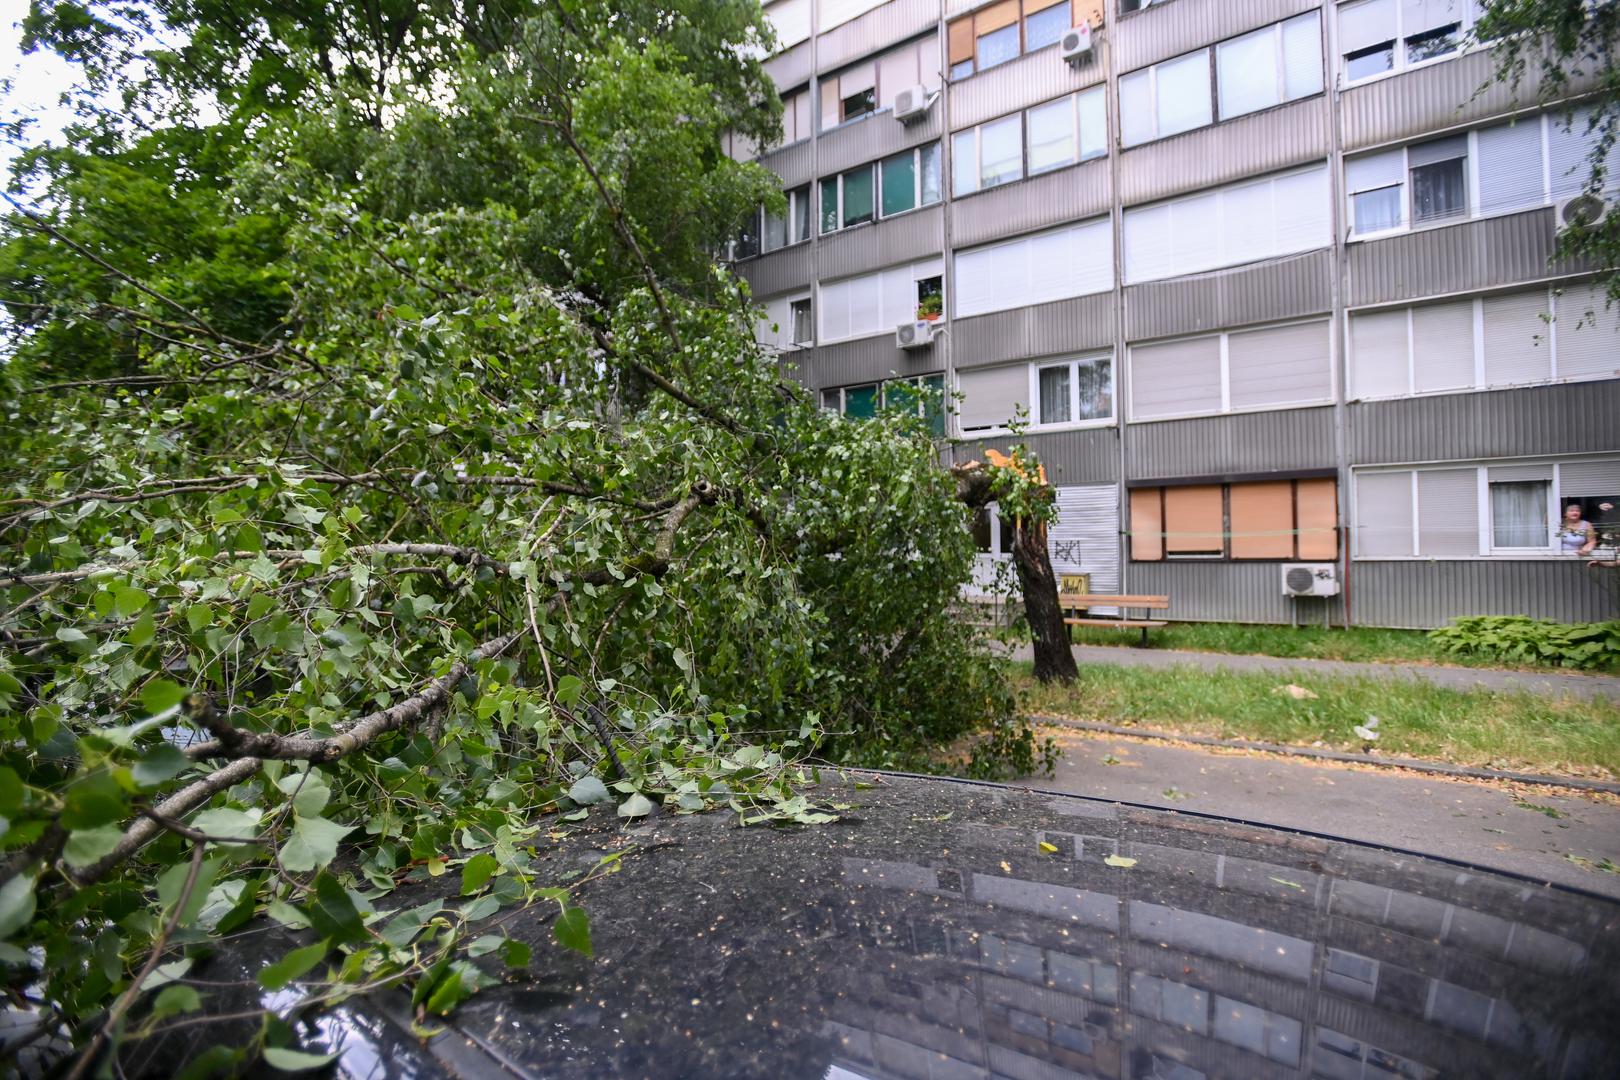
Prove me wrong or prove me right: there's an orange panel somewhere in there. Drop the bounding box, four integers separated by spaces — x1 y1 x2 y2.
975 1 1021 34
1130 489 1164 561
1296 478 1340 560
1025 0 1068 13
948 17 975 64
1164 485 1224 554
1074 1 1105 28
1229 482 1296 559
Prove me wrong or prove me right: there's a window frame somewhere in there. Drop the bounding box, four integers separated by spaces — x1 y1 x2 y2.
953 87 1107 197
820 144 943 236
821 374 946 435
1129 477 1342 562
1337 0 1484 87
955 353 1116 437
1350 457 1620 560
760 184 812 254
947 1 1084 82
788 297 813 345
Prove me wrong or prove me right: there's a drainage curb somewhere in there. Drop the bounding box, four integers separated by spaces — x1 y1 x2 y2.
1028 715 1620 795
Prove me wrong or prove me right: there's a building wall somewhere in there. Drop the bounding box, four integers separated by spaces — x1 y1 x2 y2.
738 0 1620 628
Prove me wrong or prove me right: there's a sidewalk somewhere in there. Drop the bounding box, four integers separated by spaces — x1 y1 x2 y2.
1031 725 1620 898
1007 642 1620 700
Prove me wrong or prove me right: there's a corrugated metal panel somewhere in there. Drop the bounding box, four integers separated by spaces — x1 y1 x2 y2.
1113 0 1319 74
754 137 814 189
1338 47 1605 153
951 158 1113 247
1126 407 1337 479
1124 560 1346 625
1343 209 1604 307
948 42 1106 132
1346 381 1620 465
818 0 938 73
1348 559 1614 629
1124 249 1334 341
805 337 943 389
1050 483 1122 598
959 427 1122 484
763 40 814 91
1117 97 1330 207
737 243 815 298
816 205 945 279
952 293 1116 367
817 107 944 176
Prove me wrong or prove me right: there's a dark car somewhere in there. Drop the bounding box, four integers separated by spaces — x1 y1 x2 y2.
112 772 1620 1078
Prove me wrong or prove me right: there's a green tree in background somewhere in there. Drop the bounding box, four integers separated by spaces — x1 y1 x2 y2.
0 3 1045 1072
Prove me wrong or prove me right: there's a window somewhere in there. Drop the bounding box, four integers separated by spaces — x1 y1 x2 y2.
1121 13 1321 147
1409 136 1467 223
790 299 812 345
820 146 942 235
760 184 811 252
954 87 1106 195
1338 0 1482 85
956 354 1113 434
820 37 941 129
1131 478 1339 561
732 213 761 260
1127 318 1328 420
817 258 945 343
1123 166 1330 283
1347 281 1619 399
764 0 811 51
948 1 1081 80
773 90 812 148
1353 457 1620 559
972 505 1018 556
822 375 945 435
955 218 1113 319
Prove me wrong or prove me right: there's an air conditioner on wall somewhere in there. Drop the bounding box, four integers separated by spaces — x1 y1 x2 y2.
893 85 930 123
1061 23 1094 65
896 320 935 350
1281 563 1340 597
1556 192 1610 229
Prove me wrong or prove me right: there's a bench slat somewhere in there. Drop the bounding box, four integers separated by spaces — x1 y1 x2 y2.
1059 594 1169 608
1065 618 1168 628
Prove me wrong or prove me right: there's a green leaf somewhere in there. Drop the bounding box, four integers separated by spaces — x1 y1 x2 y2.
567 775 610 806
61 771 126 829
552 906 592 956
151 983 204 1020
191 807 261 842
279 817 354 873
672 648 691 673
158 857 222 923
132 743 191 789
276 770 331 817
616 793 654 818
257 939 330 990
555 674 584 706
138 957 193 991
380 900 444 948
305 872 367 946
113 586 150 618
459 894 500 921
0 874 37 938
63 825 124 869
55 627 89 644
423 959 487 1015
139 679 188 714
261 1047 341 1072
461 853 499 895
499 938 532 968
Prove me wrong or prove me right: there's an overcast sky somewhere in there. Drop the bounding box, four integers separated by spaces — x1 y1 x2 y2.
1 0 83 181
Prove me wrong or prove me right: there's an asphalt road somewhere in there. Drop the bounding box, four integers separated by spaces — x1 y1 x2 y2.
1032 726 1620 899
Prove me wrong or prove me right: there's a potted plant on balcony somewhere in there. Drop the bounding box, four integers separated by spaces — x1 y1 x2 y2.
916 295 943 323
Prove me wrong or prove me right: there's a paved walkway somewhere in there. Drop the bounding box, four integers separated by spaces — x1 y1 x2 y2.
1031 726 1620 898
1007 643 1620 700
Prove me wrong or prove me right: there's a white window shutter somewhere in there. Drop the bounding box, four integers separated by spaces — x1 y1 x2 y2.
1410 299 1476 392
1560 458 1620 498
1221 179 1276 268
1476 120 1545 215
1554 281 1620 380
1481 290 1552 386
954 247 997 318
1119 69 1155 147
818 279 851 342
1216 26 1280 121
1025 229 1073 307
1270 167 1331 256
1129 336 1223 420
1077 86 1107 159
1071 219 1114 297
1155 50 1214 138
1281 12 1323 100
1226 320 1332 409
1123 203 1173 284
846 271 883 338
1417 468 1481 557
1339 0 1396 54
958 366 1030 431
1169 191 1221 274
879 266 914 329
1346 149 1404 193
1402 0 1462 36
1349 309 1410 399
1355 470 1414 557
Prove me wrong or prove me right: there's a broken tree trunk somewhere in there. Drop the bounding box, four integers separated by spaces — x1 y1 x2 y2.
952 455 1079 684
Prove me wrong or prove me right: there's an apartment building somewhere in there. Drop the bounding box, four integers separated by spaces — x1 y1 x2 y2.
732 0 1620 629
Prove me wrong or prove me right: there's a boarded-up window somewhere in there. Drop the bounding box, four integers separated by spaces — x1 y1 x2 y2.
1130 489 1164 561
1165 485 1224 554
1229 481 1295 559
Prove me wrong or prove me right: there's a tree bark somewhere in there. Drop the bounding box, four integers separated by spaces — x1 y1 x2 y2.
1011 518 1080 683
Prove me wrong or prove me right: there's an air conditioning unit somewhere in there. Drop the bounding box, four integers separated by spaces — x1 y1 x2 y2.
896 320 935 350
1281 563 1340 597
1060 23 1094 65
1556 192 1610 229
893 85 930 123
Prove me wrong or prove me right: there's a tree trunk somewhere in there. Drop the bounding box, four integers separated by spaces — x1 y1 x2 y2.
1011 518 1079 683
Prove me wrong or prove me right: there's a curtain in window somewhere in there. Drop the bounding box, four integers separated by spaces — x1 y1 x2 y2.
1077 86 1107 159
1490 481 1549 547
880 152 916 217
919 144 942 205
1038 365 1071 424
952 130 978 196
976 23 1020 70
1075 358 1112 421
980 116 1023 187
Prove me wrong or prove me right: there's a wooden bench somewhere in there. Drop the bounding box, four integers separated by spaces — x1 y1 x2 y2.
1059 594 1170 647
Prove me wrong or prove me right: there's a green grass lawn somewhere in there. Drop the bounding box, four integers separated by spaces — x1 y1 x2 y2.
1012 661 1620 777
1067 621 1618 674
